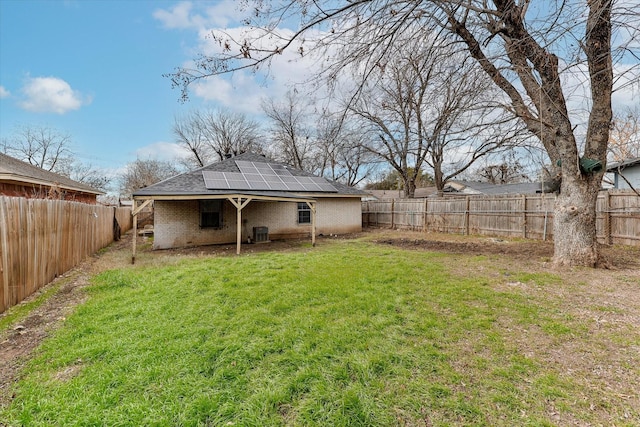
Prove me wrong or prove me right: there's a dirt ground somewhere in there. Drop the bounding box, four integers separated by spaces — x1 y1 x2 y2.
1 229 639 419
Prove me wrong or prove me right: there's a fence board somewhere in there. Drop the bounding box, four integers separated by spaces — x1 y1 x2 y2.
363 190 638 246
0 197 132 313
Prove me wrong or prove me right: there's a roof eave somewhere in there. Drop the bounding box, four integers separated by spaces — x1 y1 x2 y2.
0 173 104 195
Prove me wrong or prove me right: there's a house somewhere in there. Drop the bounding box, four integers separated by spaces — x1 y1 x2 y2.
607 157 640 190
366 181 547 200
0 152 103 204
131 153 368 256
439 180 548 196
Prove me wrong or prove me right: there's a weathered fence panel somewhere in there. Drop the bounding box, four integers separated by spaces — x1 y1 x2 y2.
363 190 638 246
0 197 132 313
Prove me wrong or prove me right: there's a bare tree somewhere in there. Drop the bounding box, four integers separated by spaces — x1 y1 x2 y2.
119 158 180 198
167 1 639 266
315 114 375 186
349 41 520 196
173 109 264 168
2 124 111 191
609 106 640 162
2 125 74 173
69 162 112 193
173 112 215 168
472 153 531 184
262 91 319 172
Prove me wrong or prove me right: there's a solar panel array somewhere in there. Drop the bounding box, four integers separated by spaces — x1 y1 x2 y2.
201 161 337 192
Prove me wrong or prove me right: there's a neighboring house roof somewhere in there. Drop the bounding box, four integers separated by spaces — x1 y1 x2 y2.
606 157 640 171
442 181 545 196
0 152 103 195
133 152 369 198
365 187 437 200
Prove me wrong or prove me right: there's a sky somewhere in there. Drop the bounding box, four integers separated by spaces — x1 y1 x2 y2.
0 0 313 176
1 0 638 184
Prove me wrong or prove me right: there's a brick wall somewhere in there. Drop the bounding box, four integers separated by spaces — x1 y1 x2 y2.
153 197 362 250
0 182 98 204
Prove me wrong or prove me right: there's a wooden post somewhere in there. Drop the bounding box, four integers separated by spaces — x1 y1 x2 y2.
423 198 428 233
131 199 153 264
132 201 137 264
464 197 470 235
391 199 395 229
237 198 242 255
521 194 527 238
604 190 612 245
0 197 10 312
227 197 252 255
306 201 316 247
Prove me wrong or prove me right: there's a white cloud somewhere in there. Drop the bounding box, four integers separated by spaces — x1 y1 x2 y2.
19 76 90 114
0 86 9 98
153 1 201 29
134 141 191 162
184 25 337 114
153 0 240 30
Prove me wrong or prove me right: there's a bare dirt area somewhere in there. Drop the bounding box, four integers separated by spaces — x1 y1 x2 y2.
1 228 639 423
367 228 640 270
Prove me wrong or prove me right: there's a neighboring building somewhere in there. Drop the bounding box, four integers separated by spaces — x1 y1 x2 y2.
367 182 547 200
365 187 437 200
0 152 103 204
132 153 368 252
607 157 640 190
440 180 549 196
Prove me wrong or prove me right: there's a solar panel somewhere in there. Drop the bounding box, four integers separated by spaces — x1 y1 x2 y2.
202 161 338 192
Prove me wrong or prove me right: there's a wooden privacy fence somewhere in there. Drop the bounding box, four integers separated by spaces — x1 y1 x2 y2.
363 190 640 246
0 197 132 313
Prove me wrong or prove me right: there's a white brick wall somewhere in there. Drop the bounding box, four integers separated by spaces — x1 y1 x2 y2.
153 197 362 249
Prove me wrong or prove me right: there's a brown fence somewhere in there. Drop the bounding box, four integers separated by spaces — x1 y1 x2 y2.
363 190 640 246
0 197 132 313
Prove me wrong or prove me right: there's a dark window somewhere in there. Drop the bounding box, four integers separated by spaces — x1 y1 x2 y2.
200 200 223 228
297 202 311 224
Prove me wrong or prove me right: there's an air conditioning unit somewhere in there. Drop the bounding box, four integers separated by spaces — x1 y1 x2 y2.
253 226 269 243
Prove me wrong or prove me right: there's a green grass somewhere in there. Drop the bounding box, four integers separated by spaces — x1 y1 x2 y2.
1 241 635 426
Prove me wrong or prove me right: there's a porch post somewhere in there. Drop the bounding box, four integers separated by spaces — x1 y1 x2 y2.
236 198 242 255
306 201 317 247
132 200 137 264
131 198 153 264
227 196 253 255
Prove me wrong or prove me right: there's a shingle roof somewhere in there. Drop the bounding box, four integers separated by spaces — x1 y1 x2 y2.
606 157 640 171
133 152 368 198
0 152 103 195
450 181 545 195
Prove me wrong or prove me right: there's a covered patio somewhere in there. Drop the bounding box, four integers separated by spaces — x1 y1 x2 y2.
131 193 317 263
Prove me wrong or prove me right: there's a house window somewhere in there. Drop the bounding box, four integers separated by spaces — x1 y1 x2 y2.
297 202 311 224
200 200 223 228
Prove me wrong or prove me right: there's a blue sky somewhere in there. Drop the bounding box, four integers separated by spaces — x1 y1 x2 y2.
1 0 637 180
0 0 311 174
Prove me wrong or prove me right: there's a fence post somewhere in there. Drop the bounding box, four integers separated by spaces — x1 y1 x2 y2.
521 194 527 238
391 199 395 229
464 197 470 235
604 191 612 245
423 198 428 232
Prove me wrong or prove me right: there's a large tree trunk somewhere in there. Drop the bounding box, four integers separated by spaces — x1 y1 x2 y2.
553 174 601 267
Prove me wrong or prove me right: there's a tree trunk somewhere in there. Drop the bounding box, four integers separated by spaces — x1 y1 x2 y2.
404 177 416 198
552 174 600 267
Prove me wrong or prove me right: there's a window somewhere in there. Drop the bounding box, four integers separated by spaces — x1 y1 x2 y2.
297 202 311 224
200 200 223 228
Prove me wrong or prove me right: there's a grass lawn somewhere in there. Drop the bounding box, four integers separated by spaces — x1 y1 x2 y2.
1 238 638 426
